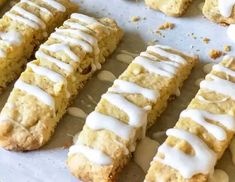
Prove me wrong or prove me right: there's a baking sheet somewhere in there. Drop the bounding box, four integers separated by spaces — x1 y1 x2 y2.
0 0 235 181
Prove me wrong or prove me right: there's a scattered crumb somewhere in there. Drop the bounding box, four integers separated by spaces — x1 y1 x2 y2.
191 33 197 40
190 45 194 49
130 16 140 22
155 30 166 38
224 45 231 52
158 22 175 30
156 30 163 36
203 38 210 44
208 49 223 60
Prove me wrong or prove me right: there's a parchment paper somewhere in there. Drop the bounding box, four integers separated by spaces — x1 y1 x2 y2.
0 0 235 181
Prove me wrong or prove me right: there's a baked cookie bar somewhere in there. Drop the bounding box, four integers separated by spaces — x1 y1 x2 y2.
67 44 198 182
0 13 123 151
203 0 235 25
145 0 193 17
0 0 77 92
145 55 235 182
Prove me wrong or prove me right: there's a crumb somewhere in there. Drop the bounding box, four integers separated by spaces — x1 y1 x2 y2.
208 49 223 60
130 16 140 22
203 38 210 44
224 45 231 52
156 30 162 35
158 22 175 30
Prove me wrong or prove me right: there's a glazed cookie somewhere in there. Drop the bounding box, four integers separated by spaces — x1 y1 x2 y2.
145 55 235 182
145 0 193 17
0 13 123 151
203 0 235 25
0 0 77 92
67 44 198 182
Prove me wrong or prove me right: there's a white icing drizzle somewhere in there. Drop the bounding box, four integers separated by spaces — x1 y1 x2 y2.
0 31 22 45
11 6 46 29
132 45 186 78
197 95 229 104
218 0 235 17
41 0 66 12
109 79 159 101
41 43 79 62
50 32 92 53
57 29 97 48
6 12 39 29
14 79 55 108
213 64 235 77
133 56 178 78
68 144 112 165
86 111 133 140
140 51 159 61
67 107 87 119
27 62 65 83
147 45 187 65
102 93 147 127
0 50 5 57
71 13 101 26
0 31 22 57
64 21 91 32
180 109 235 141
21 0 53 16
155 128 217 179
36 50 73 73
200 74 235 100
62 15 101 70
97 70 116 82
70 45 185 166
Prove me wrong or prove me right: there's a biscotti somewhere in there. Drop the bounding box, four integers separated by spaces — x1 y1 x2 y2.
0 0 77 92
203 0 235 25
145 0 193 17
145 55 235 182
0 13 123 151
67 44 198 182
